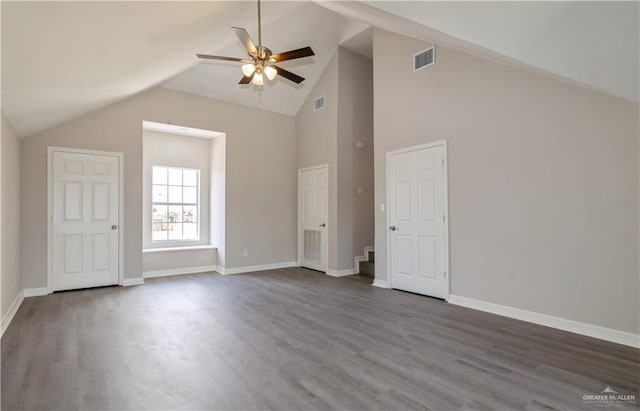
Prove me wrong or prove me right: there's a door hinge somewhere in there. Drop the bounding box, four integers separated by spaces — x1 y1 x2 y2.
442 158 445 166
444 270 447 278
442 214 445 222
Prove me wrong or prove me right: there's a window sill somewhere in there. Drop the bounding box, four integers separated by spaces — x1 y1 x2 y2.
143 245 217 254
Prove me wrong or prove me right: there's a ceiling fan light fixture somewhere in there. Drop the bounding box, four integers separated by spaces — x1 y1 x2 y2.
241 63 256 77
264 65 277 81
252 72 264 86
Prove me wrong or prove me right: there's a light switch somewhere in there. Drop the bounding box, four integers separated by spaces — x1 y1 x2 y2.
380 203 385 212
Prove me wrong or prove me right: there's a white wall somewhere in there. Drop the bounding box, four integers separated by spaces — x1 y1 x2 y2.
21 87 297 288
1 111 22 318
142 129 216 274
373 29 640 334
210 134 226 269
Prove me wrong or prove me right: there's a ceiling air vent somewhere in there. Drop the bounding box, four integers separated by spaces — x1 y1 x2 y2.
413 46 435 71
314 95 325 112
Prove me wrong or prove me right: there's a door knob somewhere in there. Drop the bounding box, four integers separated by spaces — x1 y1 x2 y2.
319 223 326 227
111 225 118 230
389 226 397 231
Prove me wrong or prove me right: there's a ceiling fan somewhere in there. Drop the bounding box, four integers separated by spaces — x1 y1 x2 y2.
196 0 315 86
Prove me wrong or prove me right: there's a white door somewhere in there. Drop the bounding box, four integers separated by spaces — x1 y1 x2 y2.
51 150 120 291
388 143 448 299
298 166 328 272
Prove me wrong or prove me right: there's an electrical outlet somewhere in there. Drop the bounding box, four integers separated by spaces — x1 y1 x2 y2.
242 249 248 257
356 186 363 194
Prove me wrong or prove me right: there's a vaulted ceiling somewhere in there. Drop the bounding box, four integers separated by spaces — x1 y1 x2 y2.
2 1 638 138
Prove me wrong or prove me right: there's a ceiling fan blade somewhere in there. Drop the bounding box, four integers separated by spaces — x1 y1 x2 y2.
239 73 255 85
197 54 246 62
271 47 315 63
274 66 305 84
231 26 258 56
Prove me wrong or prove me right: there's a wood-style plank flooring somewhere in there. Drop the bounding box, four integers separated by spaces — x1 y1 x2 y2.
2 268 639 410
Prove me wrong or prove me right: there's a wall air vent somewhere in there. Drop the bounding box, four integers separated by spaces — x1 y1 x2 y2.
314 95 325 112
413 46 435 71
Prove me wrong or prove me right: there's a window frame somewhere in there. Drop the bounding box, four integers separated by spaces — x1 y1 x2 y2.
151 165 201 243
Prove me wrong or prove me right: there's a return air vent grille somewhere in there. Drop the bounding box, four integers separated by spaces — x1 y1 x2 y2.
414 46 435 71
314 95 325 112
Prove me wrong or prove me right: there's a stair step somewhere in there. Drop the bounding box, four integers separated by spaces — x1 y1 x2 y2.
359 261 375 277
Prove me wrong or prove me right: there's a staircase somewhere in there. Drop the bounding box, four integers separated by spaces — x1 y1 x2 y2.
358 250 375 278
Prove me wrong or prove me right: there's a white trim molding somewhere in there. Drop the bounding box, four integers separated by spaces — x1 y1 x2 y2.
448 295 640 349
372 279 390 289
143 245 216 254
144 265 218 279
354 246 374 275
219 261 297 276
326 269 355 277
1 291 24 336
122 278 145 287
23 287 50 297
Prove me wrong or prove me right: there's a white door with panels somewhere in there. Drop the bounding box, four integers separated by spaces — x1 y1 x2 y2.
388 143 448 299
51 150 120 291
298 165 328 272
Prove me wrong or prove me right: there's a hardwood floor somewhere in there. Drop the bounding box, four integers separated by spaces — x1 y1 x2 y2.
2 268 639 410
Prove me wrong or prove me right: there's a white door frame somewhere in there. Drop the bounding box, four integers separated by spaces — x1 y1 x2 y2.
385 140 450 300
47 146 125 293
297 164 329 272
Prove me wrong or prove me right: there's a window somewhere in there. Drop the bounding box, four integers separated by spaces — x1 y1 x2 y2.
152 166 200 241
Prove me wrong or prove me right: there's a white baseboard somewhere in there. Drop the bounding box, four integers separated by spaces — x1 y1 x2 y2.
122 278 145 286
143 265 218 279
326 269 355 277
354 246 374 275
448 295 640 349
372 279 389 289
1 291 24 337
219 261 297 275
23 287 49 297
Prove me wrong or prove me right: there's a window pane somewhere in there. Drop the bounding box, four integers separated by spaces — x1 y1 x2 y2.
152 205 168 242
152 229 168 241
183 205 197 223
168 186 182 203
152 205 168 222
152 185 167 203
183 223 198 240
153 166 168 185
168 205 182 223
183 169 198 187
167 223 182 240
168 168 182 185
183 187 197 204
152 166 200 242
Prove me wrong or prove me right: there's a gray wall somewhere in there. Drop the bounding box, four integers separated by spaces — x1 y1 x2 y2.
336 48 374 270
295 49 375 272
296 52 339 270
21 87 297 288
373 29 640 334
1 112 22 317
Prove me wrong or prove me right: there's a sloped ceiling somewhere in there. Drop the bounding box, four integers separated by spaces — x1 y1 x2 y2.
1 1 362 137
359 1 640 102
2 1 638 138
